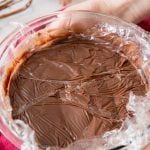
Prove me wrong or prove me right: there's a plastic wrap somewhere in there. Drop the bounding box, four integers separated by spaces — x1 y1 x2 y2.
0 11 150 150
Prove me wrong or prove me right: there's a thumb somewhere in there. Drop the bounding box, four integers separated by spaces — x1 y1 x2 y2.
48 11 100 37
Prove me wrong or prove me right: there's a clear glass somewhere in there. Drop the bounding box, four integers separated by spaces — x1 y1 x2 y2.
0 11 150 149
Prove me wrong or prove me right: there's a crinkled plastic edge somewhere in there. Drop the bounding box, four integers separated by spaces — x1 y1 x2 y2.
0 11 150 150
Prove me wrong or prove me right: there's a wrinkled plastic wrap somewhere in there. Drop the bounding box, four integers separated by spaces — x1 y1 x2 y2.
0 11 150 150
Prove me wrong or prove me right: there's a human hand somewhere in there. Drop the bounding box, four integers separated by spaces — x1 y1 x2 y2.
49 0 150 37
59 0 72 6
143 144 150 150
62 0 150 23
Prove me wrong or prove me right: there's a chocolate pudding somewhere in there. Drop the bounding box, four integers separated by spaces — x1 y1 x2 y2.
9 36 147 148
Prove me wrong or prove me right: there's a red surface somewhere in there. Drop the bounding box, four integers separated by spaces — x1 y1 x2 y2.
0 132 18 150
0 17 150 150
138 18 150 31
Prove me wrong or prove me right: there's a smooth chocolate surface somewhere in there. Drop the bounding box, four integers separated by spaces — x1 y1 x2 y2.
9 36 146 148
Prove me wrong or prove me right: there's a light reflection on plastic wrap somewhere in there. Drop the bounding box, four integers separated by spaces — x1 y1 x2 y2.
0 11 150 150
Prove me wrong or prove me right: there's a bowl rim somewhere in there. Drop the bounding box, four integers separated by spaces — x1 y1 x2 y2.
0 10 150 149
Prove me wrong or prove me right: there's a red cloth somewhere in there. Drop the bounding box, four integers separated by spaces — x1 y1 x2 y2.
0 132 18 150
0 17 150 150
138 18 150 31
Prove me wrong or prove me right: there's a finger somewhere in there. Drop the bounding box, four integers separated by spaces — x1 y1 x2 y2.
59 0 72 6
48 0 106 37
143 144 150 150
48 11 99 37
64 0 99 12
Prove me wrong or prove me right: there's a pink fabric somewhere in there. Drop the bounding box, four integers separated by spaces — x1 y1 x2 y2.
0 17 150 150
0 132 18 150
0 117 22 150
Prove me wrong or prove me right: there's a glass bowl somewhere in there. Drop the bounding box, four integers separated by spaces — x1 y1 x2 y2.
0 11 150 150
